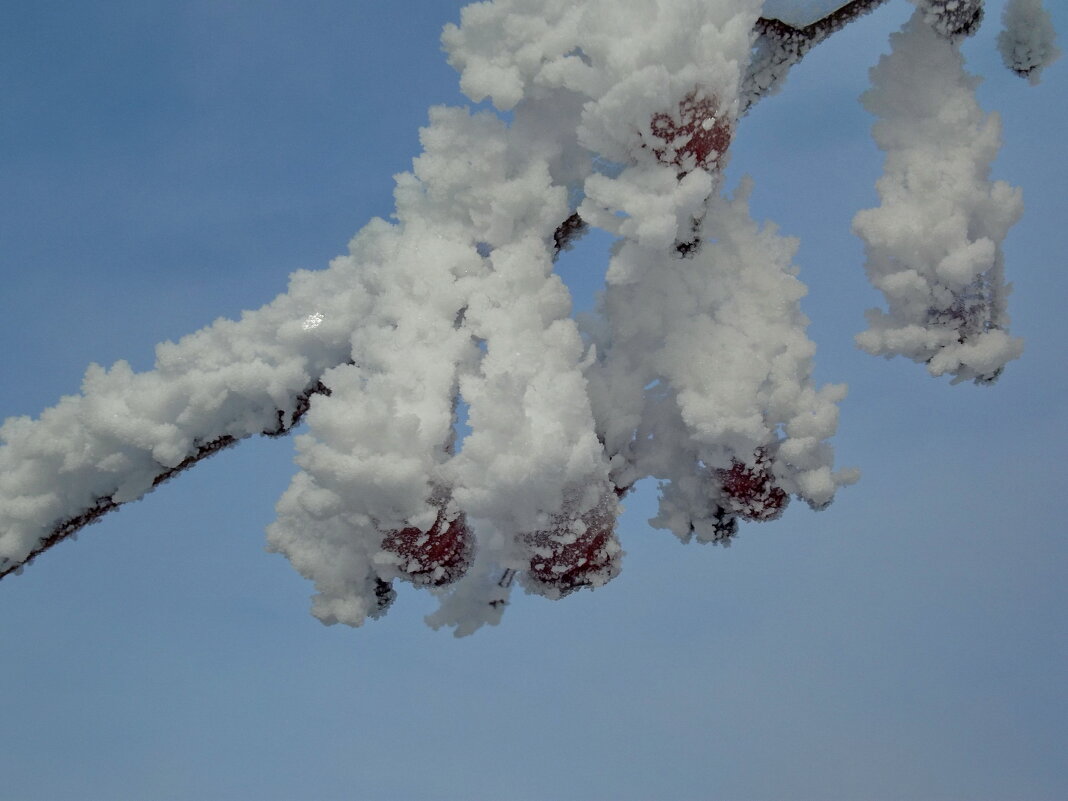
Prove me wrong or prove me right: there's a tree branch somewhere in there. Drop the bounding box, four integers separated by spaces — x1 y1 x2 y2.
758 0 895 43
1 0 916 584
744 0 894 111
0 379 332 581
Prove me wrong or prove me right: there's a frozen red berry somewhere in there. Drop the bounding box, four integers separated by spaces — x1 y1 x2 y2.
716 448 789 522
380 504 473 587
648 90 734 175
524 490 622 597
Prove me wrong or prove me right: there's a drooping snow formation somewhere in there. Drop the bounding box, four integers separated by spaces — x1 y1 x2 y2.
582 178 855 544
853 10 1025 384
998 0 1061 84
0 0 1056 633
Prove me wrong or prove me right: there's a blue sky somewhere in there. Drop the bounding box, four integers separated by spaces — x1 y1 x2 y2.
1 2 1066 799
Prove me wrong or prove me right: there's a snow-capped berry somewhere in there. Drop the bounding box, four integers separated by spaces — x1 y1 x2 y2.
523 490 622 599
380 505 473 587
648 91 734 175
716 449 789 522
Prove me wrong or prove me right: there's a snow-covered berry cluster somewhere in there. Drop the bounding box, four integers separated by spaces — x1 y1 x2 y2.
0 0 1058 634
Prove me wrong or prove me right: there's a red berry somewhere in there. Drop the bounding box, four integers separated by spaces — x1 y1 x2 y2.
380 504 473 587
716 449 789 522
524 490 622 597
648 91 734 175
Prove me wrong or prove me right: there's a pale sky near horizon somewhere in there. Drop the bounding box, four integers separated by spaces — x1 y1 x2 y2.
2 2 1066 799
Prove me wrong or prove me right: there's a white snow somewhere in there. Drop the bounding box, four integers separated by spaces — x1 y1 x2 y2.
1 0 1055 633
998 0 1061 84
853 10 1025 384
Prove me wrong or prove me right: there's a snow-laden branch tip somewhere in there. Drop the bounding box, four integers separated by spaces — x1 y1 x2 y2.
853 10 1025 384
998 0 1061 83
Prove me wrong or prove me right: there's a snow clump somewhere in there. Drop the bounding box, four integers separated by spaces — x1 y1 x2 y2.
998 0 1061 84
853 10 1025 384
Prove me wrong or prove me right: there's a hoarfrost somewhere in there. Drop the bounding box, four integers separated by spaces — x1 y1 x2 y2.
1 0 1056 633
998 0 1061 84
911 0 985 40
853 10 1025 384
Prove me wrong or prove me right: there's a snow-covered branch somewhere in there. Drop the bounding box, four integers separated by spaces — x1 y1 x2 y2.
0 264 361 579
0 0 1058 634
744 0 894 109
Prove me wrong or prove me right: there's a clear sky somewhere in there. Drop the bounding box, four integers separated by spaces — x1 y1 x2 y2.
1 2 1065 799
